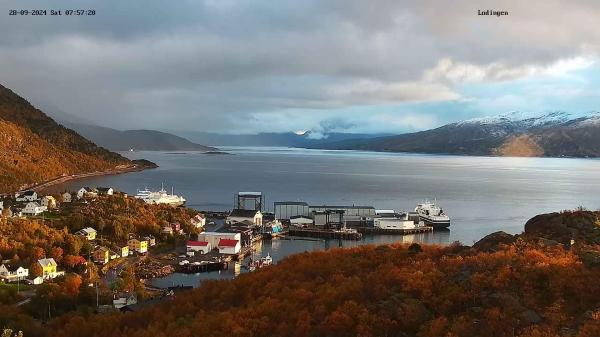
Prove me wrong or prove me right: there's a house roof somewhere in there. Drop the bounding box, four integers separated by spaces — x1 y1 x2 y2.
38 258 57 267
309 205 375 210
238 191 261 196
290 215 312 219
229 209 260 218
275 201 309 206
97 187 112 192
187 241 209 247
76 227 97 235
25 202 41 207
20 190 36 196
218 239 239 247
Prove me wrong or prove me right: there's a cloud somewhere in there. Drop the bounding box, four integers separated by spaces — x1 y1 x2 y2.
0 0 599 134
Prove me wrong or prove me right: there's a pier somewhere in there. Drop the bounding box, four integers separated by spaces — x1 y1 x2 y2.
355 226 433 235
176 261 227 273
288 228 362 240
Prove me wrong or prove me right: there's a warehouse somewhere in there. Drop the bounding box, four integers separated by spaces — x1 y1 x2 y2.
274 201 310 220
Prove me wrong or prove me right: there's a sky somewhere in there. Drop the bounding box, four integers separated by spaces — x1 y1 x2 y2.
1 0 600 135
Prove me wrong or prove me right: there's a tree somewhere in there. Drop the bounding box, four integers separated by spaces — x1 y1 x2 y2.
63 274 82 296
50 247 64 263
29 262 42 278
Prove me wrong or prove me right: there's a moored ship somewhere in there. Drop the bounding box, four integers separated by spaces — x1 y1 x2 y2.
414 200 450 229
135 184 186 206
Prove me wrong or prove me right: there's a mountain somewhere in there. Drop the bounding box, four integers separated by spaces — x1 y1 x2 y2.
315 111 600 157
0 84 134 192
181 130 392 147
61 122 217 151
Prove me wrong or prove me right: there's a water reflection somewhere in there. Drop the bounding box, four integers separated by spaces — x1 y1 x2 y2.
151 230 451 288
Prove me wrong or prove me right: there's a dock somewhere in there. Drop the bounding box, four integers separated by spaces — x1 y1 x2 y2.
288 228 362 240
176 261 227 273
355 226 433 235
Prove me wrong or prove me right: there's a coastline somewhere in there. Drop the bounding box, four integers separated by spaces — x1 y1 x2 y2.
24 161 157 194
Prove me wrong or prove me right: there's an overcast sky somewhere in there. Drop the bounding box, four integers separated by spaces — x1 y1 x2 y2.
1 0 600 134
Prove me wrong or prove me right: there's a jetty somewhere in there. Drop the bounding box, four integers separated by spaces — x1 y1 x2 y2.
176 261 227 273
356 226 434 235
288 227 362 240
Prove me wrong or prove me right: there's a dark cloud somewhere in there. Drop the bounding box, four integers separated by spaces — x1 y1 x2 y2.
0 0 599 133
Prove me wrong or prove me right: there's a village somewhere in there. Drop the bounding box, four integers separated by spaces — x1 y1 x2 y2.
0 187 436 314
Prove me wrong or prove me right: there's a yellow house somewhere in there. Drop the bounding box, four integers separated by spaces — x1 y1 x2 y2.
128 238 148 254
38 258 59 279
119 245 129 257
93 247 110 264
41 196 57 209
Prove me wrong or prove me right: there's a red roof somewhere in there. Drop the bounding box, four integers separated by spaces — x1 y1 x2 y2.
218 238 239 247
186 241 209 247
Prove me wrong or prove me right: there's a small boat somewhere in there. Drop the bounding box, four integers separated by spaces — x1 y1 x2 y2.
260 253 273 266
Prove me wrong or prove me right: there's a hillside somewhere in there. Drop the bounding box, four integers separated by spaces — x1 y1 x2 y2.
0 84 131 192
315 111 600 158
59 122 217 152
38 210 600 337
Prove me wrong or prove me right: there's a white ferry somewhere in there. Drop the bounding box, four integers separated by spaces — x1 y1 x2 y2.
414 200 450 229
135 184 186 206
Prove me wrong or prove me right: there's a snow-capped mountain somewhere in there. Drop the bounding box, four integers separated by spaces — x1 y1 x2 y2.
316 111 600 158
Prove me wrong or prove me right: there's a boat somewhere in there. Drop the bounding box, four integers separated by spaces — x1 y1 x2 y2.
260 253 272 266
247 253 273 271
134 184 186 206
414 200 450 229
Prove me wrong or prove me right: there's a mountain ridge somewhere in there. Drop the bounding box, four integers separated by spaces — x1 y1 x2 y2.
61 122 218 151
0 84 140 192
313 111 600 158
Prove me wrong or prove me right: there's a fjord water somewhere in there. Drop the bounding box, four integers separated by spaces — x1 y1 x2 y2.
51 147 600 285
53 147 600 243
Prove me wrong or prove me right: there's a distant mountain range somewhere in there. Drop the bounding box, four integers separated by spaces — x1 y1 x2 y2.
0 84 132 192
60 122 217 152
314 111 600 158
181 130 392 147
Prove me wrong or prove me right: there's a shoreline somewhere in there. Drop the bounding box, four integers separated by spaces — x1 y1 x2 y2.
23 162 155 194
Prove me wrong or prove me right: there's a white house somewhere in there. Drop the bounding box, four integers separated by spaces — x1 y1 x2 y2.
15 190 37 202
227 209 263 227
29 276 44 285
197 232 241 248
61 192 72 203
186 241 212 254
96 187 114 195
290 215 314 227
217 238 241 254
77 187 97 199
41 196 57 209
0 264 29 282
113 293 137 309
22 202 47 216
75 227 97 241
190 214 206 229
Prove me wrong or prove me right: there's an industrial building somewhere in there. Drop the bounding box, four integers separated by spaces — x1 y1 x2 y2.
236 192 263 211
313 210 345 228
274 201 310 220
309 205 375 220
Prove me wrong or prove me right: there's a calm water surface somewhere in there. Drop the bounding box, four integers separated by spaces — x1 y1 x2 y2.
49 147 600 287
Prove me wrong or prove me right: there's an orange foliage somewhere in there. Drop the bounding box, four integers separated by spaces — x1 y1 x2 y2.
43 243 600 337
